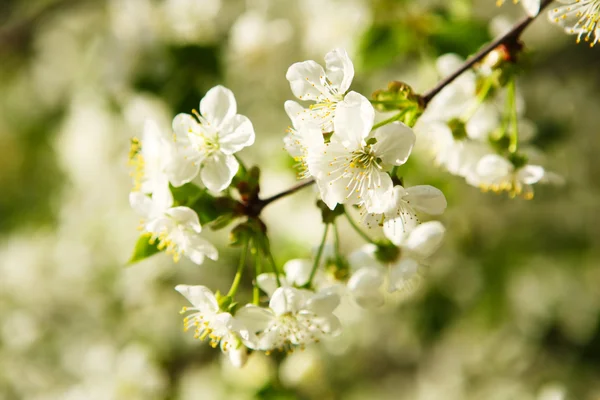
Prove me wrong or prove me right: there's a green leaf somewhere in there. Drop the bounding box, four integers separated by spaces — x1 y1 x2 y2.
128 233 161 265
429 17 491 58
170 182 204 207
177 185 222 225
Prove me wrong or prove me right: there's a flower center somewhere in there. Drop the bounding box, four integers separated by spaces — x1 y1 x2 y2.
189 109 221 157
181 310 224 348
478 173 533 200
149 229 183 263
326 140 384 201
265 312 326 353
349 146 381 171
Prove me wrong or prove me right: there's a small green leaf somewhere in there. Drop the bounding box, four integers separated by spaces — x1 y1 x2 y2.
170 182 204 207
128 233 160 265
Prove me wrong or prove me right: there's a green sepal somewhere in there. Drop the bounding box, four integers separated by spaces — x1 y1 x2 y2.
488 129 511 153
508 153 528 169
227 302 239 314
447 118 468 141
317 201 345 224
217 293 233 310
127 233 161 265
374 240 401 264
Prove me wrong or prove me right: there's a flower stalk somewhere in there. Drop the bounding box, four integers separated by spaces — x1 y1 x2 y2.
345 210 376 244
306 223 330 287
227 240 249 298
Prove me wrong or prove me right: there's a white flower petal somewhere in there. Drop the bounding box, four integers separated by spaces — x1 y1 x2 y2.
142 119 168 161
389 258 419 292
218 114 255 155
521 0 541 16
476 154 513 181
166 155 200 187
129 191 154 217
172 113 198 141
284 123 324 160
324 48 354 93
226 345 249 368
466 102 499 140
372 122 416 166
518 165 545 185
256 273 280 298
332 91 374 147
165 206 202 233
235 305 274 335
286 60 328 101
145 215 175 236
436 53 465 78
185 235 218 264
200 153 239 192
200 85 237 130
269 287 303 316
403 221 445 260
383 216 418 244
306 291 340 315
348 244 379 269
404 185 447 215
284 100 307 129
175 284 219 312
283 259 313 287
347 267 385 308
364 171 394 214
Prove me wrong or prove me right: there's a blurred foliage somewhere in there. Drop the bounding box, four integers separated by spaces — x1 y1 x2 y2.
1 0 600 399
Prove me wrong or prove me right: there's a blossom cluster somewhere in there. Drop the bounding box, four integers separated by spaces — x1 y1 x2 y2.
127 48 453 366
126 0 592 365
415 52 561 199
124 33 578 364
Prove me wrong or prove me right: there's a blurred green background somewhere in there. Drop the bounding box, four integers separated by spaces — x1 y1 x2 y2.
1 0 600 399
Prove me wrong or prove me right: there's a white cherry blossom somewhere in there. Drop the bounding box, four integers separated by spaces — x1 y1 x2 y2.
129 119 174 207
363 185 447 234
235 287 341 352
176 285 249 367
283 100 325 178
286 48 354 132
130 192 217 264
171 85 255 192
548 0 600 47
416 119 492 178
347 221 446 307
307 92 416 213
415 54 495 178
468 154 557 199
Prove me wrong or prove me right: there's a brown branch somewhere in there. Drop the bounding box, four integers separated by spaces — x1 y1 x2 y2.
256 179 314 210
421 0 554 106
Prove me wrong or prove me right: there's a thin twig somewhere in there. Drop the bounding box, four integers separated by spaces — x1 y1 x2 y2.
421 0 553 105
257 179 315 209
